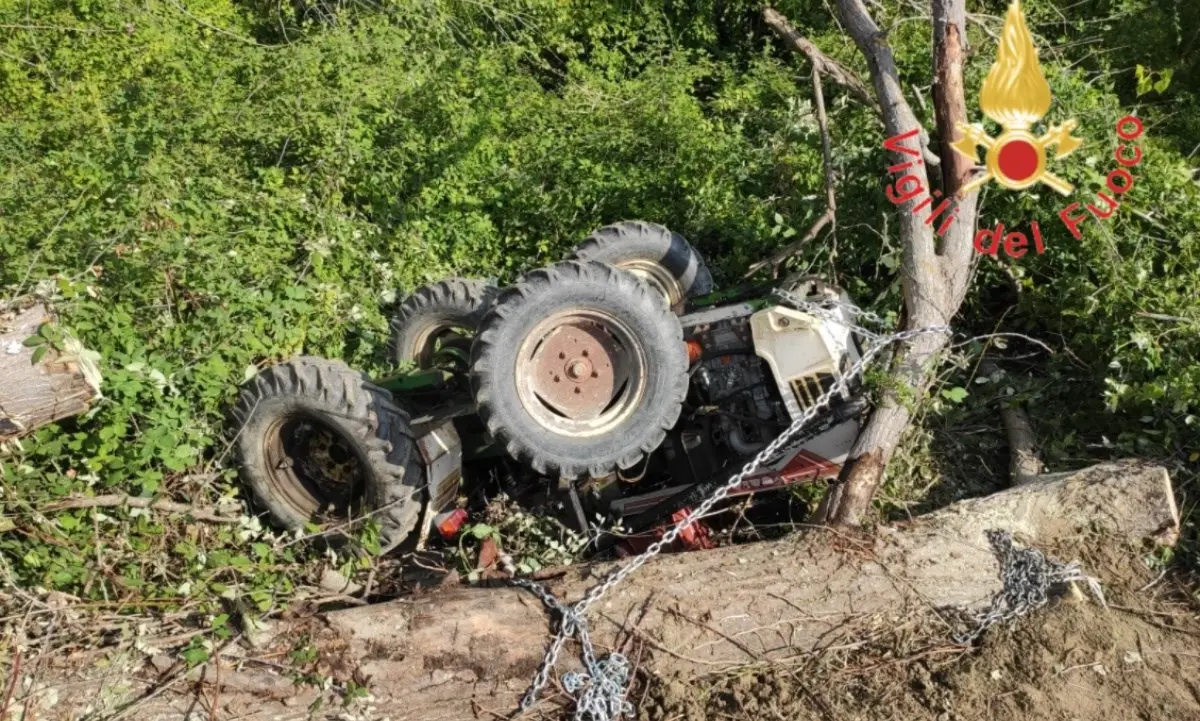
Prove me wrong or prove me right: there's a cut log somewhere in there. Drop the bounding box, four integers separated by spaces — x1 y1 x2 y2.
0 303 99 440
33 461 1178 721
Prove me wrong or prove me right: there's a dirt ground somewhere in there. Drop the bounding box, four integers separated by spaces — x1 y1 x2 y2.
4 514 1196 721
638 549 1200 721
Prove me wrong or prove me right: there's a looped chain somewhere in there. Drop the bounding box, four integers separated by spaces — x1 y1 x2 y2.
512 293 951 719
955 529 1106 645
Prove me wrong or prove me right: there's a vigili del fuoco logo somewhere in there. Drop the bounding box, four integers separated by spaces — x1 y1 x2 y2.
882 0 1145 258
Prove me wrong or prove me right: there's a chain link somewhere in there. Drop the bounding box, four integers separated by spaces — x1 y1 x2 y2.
955 530 1105 645
512 293 950 720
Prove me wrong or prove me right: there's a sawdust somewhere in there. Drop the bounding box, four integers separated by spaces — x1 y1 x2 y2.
638 551 1200 721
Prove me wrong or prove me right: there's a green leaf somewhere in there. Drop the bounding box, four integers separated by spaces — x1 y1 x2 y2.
22 335 45 347
30 345 48 365
940 387 969 404
181 646 210 667
468 524 495 539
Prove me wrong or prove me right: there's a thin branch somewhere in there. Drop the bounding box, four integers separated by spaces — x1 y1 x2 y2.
42 495 242 524
1136 311 1195 324
763 7 878 110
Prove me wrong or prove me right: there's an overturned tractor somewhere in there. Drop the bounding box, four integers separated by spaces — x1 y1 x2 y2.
229 221 866 557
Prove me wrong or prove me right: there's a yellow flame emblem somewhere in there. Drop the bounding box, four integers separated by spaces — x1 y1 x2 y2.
952 0 1082 195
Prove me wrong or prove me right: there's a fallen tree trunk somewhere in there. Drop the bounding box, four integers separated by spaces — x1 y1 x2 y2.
0 303 99 440
32 461 1178 721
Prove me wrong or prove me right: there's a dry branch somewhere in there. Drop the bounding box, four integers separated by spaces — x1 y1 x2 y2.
762 7 941 166
36 461 1174 721
762 7 877 110
43 495 243 523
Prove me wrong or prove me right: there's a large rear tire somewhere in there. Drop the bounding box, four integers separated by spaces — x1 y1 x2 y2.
569 221 714 310
387 278 499 368
229 357 424 549
470 260 689 479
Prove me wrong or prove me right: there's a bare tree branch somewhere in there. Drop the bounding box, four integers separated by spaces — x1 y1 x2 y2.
763 7 878 109
816 0 980 526
43 495 243 524
762 7 941 167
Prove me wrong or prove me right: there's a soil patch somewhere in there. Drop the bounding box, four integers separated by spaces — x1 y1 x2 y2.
639 549 1200 721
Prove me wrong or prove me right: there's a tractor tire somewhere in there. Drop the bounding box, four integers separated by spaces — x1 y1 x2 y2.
229 357 424 550
387 278 499 368
569 221 714 309
470 260 688 479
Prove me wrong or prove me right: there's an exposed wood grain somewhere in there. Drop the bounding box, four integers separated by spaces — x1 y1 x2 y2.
0 303 99 440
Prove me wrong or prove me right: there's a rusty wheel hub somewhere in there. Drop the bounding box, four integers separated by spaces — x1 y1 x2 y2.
517 310 647 437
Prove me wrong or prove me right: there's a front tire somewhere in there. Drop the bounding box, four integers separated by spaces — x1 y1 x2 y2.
470 261 688 479
229 357 424 549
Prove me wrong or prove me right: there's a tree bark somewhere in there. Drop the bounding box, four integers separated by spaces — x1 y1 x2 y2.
26 462 1176 721
816 0 979 526
0 303 99 440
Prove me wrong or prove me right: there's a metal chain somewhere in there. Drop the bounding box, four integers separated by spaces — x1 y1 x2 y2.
512 294 951 720
955 529 1106 645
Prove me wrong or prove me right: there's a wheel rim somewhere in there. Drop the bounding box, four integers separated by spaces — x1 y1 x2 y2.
411 323 472 369
262 414 366 521
515 309 648 439
616 259 685 308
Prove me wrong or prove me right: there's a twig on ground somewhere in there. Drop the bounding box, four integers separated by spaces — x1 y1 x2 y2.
664 608 762 661
43 495 242 524
280 497 404 547
208 642 222 721
1 648 20 720
104 637 240 721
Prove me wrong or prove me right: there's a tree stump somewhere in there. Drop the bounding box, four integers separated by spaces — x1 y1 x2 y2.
0 302 99 440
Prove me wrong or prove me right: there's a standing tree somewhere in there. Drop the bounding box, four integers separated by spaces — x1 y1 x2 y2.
809 0 981 525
